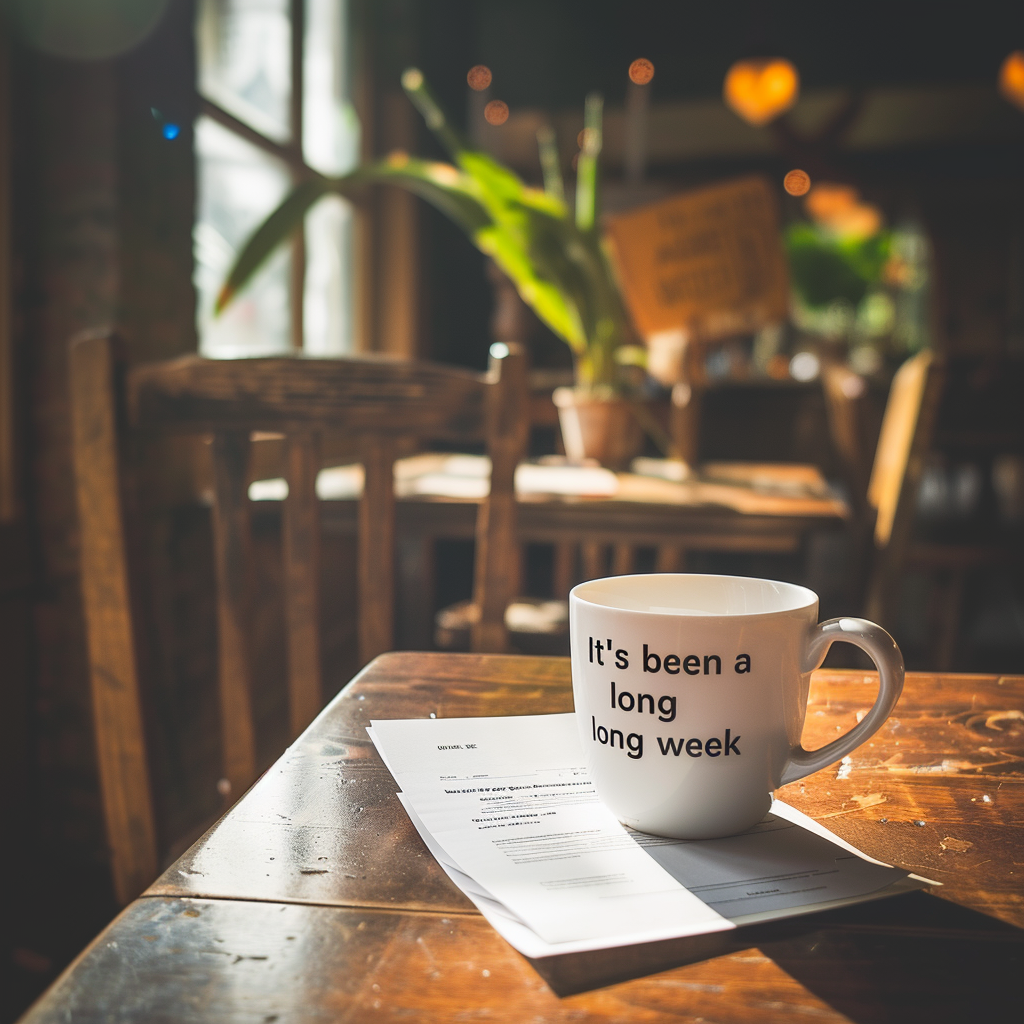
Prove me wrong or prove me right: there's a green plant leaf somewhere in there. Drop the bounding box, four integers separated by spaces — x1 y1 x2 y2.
215 177 332 314
217 69 632 393
367 158 493 235
536 124 565 202
400 68 466 160
575 92 603 232
217 159 493 315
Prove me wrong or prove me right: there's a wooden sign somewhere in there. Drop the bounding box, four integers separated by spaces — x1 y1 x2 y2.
604 175 789 341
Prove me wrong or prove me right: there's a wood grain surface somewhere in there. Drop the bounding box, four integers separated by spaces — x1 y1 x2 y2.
23 653 1024 1023
147 654 1024 928
23 891 1021 1022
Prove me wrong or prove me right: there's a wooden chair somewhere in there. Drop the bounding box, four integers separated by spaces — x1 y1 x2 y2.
861 350 947 628
70 331 527 905
823 350 956 647
858 351 1024 668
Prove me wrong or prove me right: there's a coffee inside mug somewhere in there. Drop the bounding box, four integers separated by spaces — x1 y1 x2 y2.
570 574 904 839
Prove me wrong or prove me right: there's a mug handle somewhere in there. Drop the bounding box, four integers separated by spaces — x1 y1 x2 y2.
779 617 905 787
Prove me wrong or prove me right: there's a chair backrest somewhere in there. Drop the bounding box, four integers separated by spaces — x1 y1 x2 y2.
862 349 945 623
69 332 527 904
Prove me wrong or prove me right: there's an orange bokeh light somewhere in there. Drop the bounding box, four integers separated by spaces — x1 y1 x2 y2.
999 51 1024 111
805 183 858 222
467 64 492 91
723 58 799 126
830 204 883 239
484 100 509 126
629 58 655 85
783 169 811 196
804 182 882 238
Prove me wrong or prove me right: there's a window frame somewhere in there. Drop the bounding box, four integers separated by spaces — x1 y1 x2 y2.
197 0 356 353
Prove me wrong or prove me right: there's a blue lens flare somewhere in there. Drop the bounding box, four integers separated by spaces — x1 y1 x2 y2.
161 122 180 140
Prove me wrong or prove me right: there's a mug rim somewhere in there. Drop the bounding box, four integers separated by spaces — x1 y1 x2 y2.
570 572 818 618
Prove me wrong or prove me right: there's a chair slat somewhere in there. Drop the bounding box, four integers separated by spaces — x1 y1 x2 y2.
69 333 158 905
284 431 323 738
359 435 396 664
655 545 686 573
211 431 258 797
552 542 575 600
612 544 634 576
582 542 604 581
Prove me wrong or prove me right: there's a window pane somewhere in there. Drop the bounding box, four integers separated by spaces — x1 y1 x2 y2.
303 0 359 354
194 116 292 358
303 0 360 175
198 0 292 142
304 196 355 355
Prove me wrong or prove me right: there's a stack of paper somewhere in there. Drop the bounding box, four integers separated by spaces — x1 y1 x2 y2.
368 713 934 959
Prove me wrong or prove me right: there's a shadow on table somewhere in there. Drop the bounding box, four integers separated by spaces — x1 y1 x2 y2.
531 892 1022 1021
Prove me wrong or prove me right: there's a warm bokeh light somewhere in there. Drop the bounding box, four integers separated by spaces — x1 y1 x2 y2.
723 58 799 126
805 183 882 238
783 169 811 196
629 58 655 85
831 204 883 239
467 64 492 91
804 182 882 238
484 99 509 126
805 183 858 222
999 51 1024 111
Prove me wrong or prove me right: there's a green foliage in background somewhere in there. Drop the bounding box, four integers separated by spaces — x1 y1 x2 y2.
218 69 635 393
785 222 892 310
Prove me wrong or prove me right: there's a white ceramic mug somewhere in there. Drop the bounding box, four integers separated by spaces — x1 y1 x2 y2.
569 574 904 839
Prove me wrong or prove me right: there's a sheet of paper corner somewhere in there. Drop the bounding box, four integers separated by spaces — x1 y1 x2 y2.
366 714 937 958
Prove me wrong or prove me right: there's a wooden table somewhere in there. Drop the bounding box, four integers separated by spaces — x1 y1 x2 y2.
304 456 847 551
258 457 849 645
21 654 1023 1023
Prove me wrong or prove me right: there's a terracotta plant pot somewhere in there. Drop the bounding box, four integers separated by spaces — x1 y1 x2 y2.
552 387 643 470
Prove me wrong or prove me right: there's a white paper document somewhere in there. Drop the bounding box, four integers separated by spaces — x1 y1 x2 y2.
368 713 932 958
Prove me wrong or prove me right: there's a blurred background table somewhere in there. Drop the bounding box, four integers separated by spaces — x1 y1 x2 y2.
251 454 848 649
21 652 1022 1024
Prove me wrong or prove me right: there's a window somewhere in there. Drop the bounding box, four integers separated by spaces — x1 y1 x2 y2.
195 0 360 357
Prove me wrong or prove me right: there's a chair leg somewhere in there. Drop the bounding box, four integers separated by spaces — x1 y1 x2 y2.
211 431 259 799
552 542 575 599
655 546 687 573
612 544 634 576
582 541 605 581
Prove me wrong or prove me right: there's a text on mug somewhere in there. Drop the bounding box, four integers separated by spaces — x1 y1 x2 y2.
587 638 751 675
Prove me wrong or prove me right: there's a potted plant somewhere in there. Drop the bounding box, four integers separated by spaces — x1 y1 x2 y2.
217 69 647 468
